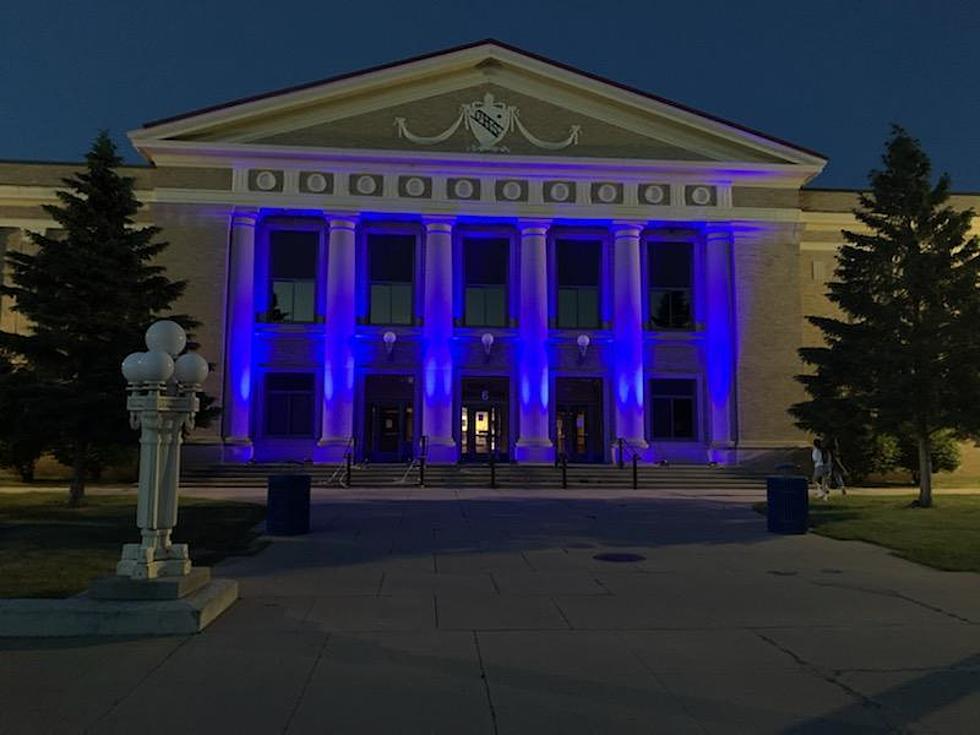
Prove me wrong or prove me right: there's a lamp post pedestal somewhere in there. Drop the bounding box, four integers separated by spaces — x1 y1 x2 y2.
115 386 199 580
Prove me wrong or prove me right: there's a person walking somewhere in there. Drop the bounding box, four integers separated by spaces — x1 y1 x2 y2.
829 436 848 495
811 438 830 500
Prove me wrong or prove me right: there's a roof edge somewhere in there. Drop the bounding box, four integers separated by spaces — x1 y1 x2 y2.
139 38 827 162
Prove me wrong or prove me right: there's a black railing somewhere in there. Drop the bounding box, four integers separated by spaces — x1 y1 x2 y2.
616 437 642 490
326 436 356 488
344 436 355 487
418 435 428 488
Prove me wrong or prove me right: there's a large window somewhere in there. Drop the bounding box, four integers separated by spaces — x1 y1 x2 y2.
264 373 315 437
268 230 318 323
464 237 507 327
368 234 415 325
649 242 693 330
556 239 600 329
650 378 697 440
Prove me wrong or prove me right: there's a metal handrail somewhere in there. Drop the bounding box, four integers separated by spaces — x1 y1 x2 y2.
326 436 355 488
398 435 428 486
615 437 642 490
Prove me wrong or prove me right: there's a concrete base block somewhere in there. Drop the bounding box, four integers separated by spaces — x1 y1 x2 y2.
0 579 238 637
89 567 211 600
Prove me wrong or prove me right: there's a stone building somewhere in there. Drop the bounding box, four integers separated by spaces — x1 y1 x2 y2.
2 40 978 468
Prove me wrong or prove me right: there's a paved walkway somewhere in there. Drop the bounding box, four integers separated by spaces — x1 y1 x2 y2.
1 486 978 734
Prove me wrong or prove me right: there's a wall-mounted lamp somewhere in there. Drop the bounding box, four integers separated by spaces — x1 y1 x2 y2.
383 330 397 358
576 333 591 360
481 332 495 358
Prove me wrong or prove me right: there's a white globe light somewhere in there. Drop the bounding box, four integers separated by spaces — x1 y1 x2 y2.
121 352 146 383
175 352 210 385
140 350 175 383
145 320 187 357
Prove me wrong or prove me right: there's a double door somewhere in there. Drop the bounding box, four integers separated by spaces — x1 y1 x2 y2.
460 377 509 462
364 374 414 462
555 378 604 463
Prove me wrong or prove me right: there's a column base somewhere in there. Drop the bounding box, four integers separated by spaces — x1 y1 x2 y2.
423 438 457 464
221 439 253 463
116 542 192 580
314 437 354 463
514 440 555 465
708 442 738 465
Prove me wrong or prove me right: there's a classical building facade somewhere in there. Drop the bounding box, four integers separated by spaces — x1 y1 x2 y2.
3 41 978 468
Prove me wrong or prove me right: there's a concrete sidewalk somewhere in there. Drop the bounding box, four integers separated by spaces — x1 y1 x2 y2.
1 486 978 734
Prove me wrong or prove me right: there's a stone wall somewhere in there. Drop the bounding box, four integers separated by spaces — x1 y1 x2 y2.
732 223 807 446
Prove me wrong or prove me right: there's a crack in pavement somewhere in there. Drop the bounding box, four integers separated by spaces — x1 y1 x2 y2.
472 631 499 735
809 579 976 625
83 635 193 734
753 630 910 734
282 632 331 735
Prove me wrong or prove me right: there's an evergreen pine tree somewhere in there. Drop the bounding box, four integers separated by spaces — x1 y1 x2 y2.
792 126 980 507
0 132 199 505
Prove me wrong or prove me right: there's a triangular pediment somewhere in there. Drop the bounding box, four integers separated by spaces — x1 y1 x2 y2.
131 41 825 170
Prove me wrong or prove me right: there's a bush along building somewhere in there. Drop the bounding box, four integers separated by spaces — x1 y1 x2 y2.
3 40 978 470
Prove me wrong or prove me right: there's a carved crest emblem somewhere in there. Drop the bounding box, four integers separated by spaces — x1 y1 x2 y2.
395 93 580 153
465 93 513 150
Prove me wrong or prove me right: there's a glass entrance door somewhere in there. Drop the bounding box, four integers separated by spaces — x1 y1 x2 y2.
460 377 509 462
364 375 414 462
555 378 604 463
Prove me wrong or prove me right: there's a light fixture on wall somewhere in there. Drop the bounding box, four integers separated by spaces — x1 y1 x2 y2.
577 333 591 361
383 331 397 358
481 332 494 358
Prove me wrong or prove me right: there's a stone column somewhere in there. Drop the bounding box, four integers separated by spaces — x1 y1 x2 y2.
612 222 648 451
704 228 736 461
318 215 358 461
421 218 457 463
222 208 258 459
515 220 554 463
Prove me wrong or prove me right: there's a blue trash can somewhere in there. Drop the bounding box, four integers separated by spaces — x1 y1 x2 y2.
266 474 311 535
766 475 808 534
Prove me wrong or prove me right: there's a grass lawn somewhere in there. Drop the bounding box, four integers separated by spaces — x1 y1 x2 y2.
759 494 980 573
0 491 266 598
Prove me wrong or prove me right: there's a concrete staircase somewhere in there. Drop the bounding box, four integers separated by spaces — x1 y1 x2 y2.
181 460 765 491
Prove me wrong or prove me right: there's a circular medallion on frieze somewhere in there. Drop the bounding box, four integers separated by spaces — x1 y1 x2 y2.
597 183 618 203
549 182 571 202
255 171 277 191
305 173 328 193
501 180 523 201
453 179 475 199
691 186 712 205
356 175 378 195
643 184 665 204
404 177 426 197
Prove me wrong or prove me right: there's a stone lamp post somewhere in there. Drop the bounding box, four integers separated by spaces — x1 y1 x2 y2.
117 320 209 580
0 320 238 635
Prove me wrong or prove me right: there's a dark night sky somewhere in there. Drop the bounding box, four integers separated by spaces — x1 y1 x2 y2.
2 0 977 190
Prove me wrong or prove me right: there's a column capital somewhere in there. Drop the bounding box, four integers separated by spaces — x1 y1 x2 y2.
325 214 359 232
611 220 645 238
422 216 455 234
230 208 259 227
517 219 551 237
704 228 733 244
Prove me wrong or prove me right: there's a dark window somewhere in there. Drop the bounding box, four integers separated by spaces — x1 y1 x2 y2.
464 237 507 327
264 373 315 437
269 231 318 322
556 239 600 329
650 378 697 440
369 234 415 325
649 242 693 329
